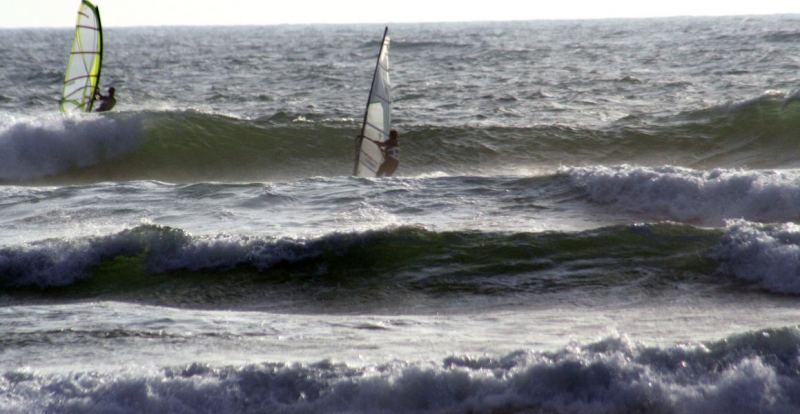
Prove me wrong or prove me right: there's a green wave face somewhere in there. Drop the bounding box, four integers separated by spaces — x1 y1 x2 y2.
1 223 720 310
14 95 800 184
44 111 357 183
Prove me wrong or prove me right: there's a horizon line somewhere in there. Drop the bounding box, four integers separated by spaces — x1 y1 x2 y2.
1 12 798 30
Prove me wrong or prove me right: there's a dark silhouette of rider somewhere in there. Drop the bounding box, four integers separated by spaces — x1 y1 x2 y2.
95 87 116 112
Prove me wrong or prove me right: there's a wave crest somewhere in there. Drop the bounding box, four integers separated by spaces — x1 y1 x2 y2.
0 223 716 296
4 328 800 413
712 221 800 294
566 165 800 225
3 95 800 183
0 114 142 181
0 224 357 288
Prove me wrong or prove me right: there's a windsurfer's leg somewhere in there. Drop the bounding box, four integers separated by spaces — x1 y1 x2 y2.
381 158 399 177
376 163 388 177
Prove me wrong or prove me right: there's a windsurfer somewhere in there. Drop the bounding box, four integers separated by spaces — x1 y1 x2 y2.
95 87 116 112
372 129 400 177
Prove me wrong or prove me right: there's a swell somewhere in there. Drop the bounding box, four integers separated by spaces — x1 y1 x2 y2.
4 327 800 413
4 219 798 305
0 222 751 309
3 94 800 183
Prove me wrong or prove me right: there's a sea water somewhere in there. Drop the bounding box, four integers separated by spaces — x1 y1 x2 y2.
2 17 800 413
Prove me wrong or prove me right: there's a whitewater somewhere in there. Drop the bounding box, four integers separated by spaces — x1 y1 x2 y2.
3 16 800 413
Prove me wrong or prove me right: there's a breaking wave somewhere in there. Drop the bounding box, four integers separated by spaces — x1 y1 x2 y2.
0 113 142 181
6 220 800 301
712 220 800 294
566 165 800 225
1 94 800 183
7 218 797 314
0 223 719 304
3 327 800 413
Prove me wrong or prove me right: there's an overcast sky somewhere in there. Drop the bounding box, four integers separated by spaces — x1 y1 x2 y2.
3 0 800 28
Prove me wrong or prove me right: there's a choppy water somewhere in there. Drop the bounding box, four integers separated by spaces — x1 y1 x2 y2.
3 16 800 413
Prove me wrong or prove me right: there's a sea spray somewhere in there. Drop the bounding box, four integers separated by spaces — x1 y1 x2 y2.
0 114 142 181
566 165 800 225
712 220 800 294
3 329 800 413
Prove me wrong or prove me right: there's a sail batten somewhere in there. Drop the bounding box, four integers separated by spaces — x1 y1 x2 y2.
353 27 391 177
60 0 103 113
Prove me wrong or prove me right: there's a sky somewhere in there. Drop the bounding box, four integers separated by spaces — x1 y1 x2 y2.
2 0 800 28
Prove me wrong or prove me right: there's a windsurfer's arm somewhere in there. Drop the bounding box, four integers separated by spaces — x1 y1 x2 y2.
357 135 385 146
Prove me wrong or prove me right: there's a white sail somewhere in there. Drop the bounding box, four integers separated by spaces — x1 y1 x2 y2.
60 0 103 113
354 27 391 177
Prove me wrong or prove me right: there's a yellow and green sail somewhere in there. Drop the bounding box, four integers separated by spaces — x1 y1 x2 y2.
60 0 103 113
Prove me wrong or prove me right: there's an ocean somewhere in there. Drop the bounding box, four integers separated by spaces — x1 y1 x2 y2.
2 16 800 413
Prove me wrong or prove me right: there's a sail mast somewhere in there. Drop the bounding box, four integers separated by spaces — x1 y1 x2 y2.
89 3 103 112
353 27 390 176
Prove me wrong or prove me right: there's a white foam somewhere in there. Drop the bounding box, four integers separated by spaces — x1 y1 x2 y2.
3 330 800 413
711 220 800 294
566 165 800 225
0 113 143 181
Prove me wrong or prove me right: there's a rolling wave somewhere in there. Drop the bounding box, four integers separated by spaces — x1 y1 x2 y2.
711 220 800 294
0 113 142 181
1 94 799 183
1 221 785 307
566 165 800 225
2 219 797 302
4 327 800 413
